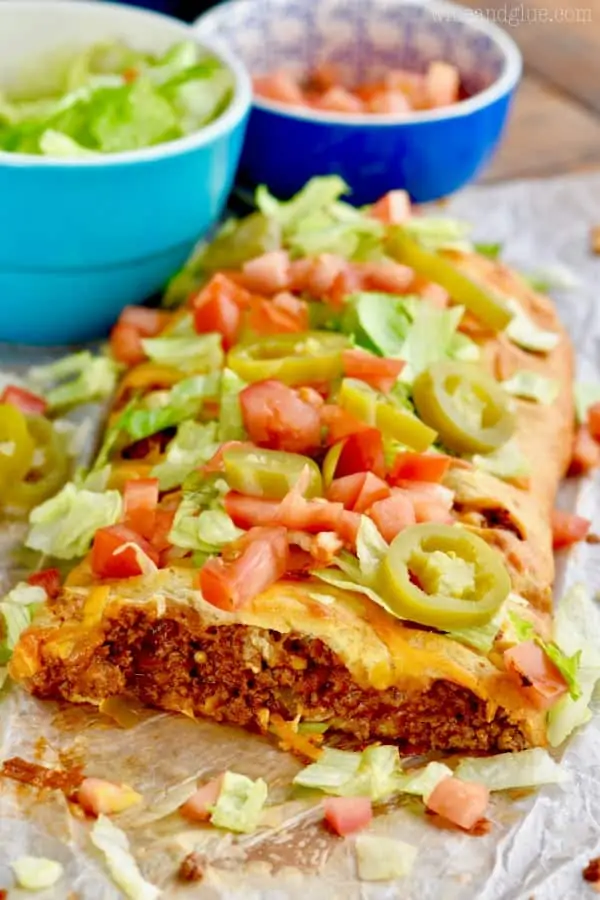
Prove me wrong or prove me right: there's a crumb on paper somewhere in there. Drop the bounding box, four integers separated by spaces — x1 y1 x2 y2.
178 852 204 883
583 857 600 890
586 533 600 544
591 226 600 255
470 818 493 836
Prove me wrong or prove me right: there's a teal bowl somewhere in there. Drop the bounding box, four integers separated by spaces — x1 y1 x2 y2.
0 1 252 345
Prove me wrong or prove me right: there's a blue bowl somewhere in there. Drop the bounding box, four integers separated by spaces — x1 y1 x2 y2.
194 0 522 206
0 1 252 346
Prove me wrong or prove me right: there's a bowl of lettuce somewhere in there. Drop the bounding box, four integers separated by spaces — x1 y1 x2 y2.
0 0 251 345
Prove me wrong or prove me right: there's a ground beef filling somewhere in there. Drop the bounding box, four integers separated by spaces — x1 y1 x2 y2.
30 605 529 753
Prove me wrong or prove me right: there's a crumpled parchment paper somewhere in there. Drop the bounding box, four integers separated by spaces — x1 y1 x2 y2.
1 171 600 900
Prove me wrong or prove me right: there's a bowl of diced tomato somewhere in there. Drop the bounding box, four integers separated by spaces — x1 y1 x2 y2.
194 0 522 204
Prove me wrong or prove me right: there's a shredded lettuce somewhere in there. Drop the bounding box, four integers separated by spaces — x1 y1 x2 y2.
0 41 232 157
209 771 268 833
356 516 388 582
508 611 581 700
294 745 404 801
141 333 223 372
502 371 559 405
310 568 390 610
28 352 118 411
474 242 502 260
399 304 464 382
90 816 159 900
256 176 349 231
26 482 122 560
346 293 413 357
393 761 453 802
548 584 600 746
355 835 417 882
404 216 472 252
152 420 220 490
218 368 247 441
0 584 45 665
11 857 64 890
522 264 580 293
447 601 508 653
448 331 481 362
504 298 560 353
472 439 531 481
169 493 241 552
574 381 600 424
455 748 567 790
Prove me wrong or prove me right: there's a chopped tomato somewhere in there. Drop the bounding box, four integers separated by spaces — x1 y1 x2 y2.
180 776 223 822
242 250 291 294
588 402 600 442
335 428 386 479
327 472 390 513
551 509 591 549
393 481 454 523
358 260 414 294
368 90 411 114
151 508 176 553
569 425 600 475
368 493 416 542
323 796 373 836
0 385 48 416
123 478 159 539
27 567 61 599
288 257 314 292
253 71 306 106
417 279 450 309
316 86 364 113
306 254 348 297
224 492 280 529
389 452 451 484
426 776 489 831
199 526 288 610
247 294 307 335
298 386 325 409
369 190 411 224
342 348 404 393
192 273 250 349
504 640 568 710
240 380 322 455
425 61 460 108
327 266 364 308
91 524 159 580
320 405 370 445
77 777 142 817
109 322 146 366
118 305 169 337
337 510 362 546
287 530 344 565
276 491 344 535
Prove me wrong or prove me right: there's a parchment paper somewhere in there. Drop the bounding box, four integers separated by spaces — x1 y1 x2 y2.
2 171 600 900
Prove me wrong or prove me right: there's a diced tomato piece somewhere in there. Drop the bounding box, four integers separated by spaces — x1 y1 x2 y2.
151 508 176 554
247 294 307 335
240 380 322 455
191 273 249 349
272 292 309 327
320 405 370 445
307 62 341 92
242 250 291 294
316 87 364 113
91 524 159 580
335 428 386 479
327 472 390 513
323 796 373 836
426 777 489 831
551 508 591 549
253 71 305 106
118 305 170 337
369 190 412 225
287 530 344 565
27 567 61 599
570 424 600 475
199 526 288 610
276 492 344 535
307 254 348 297
342 348 405 393
297 386 325 409
368 493 416 542
504 640 569 710
328 266 364 308
288 257 314 292
393 481 454 523
337 510 362 546
180 776 223 822
123 478 159 540
587 402 600 442
77 777 141 817
367 89 411 114
110 322 146 366
358 260 414 294
0 385 48 416
354 79 386 102
389 452 451 484
224 492 280 529
416 279 450 309
425 61 460 108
